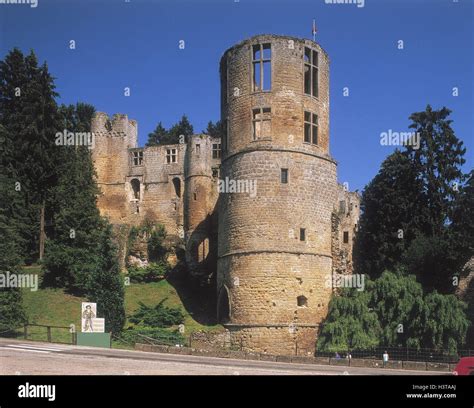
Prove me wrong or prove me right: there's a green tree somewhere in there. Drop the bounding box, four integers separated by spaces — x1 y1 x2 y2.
355 106 469 292
369 271 426 348
58 102 96 133
0 126 27 332
42 103 125 333
168 114 193 143
146 115 194 145
317 286 381 352
318 271 469 353
423 291 469 353
87 223 126 334
406 105 466 235
147 224 167 262
0 49 61 261
146 122 168 146
450 170 474 264
22 54 61 260
204 120 226 139
354 150 428 278
43 103 100 290
402 235 455 293
0 49 38 262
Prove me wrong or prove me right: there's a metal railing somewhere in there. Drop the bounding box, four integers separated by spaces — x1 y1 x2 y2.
0 324 76 345
316 346 474 363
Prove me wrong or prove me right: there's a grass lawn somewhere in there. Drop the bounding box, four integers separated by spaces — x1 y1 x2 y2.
124 279 222 334
18 265 223 347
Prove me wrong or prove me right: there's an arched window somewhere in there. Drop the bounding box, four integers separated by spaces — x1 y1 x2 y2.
130 179 140 200
172 177 181 198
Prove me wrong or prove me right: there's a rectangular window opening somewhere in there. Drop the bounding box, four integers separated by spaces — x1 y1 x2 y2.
253 107 271 140
166 148 177 164
252 43 271 92
263 61 271 91
300 228 306 242
304 65 311 95
343 231 349 244
131 151 143 166
212 143 221 159
304 47 319 98
281 168 288 184
304 111 318 145
253 62 261 91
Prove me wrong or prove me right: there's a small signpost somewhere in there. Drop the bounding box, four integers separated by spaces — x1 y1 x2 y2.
76 302 111 348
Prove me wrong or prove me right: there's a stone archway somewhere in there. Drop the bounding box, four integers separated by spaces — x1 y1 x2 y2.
217 285 231 324
130 178 140 200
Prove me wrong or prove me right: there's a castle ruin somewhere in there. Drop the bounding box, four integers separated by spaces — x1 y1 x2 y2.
92 34 360 355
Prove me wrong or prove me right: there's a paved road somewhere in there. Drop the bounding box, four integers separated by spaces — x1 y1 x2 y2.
0 338 445 375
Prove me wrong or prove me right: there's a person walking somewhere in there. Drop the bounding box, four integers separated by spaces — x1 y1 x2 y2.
383 350 389 367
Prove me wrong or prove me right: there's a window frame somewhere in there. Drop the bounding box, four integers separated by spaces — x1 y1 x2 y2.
252 43 272 92
303 111 318 145
212 143 221 159
300 228 306 242
131 150 143 166
304 47 319 98
343 231 349 244
252 107 272 140
166 148 178 164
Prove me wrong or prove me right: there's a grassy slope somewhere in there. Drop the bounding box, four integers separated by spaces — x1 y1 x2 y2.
19 265 222 346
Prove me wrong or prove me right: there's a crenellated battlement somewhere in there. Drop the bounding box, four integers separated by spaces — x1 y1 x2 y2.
91 112 138 147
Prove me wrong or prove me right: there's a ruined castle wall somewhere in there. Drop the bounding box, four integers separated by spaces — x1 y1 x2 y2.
92 112 222 241
139 143 186 236
333 185 360 275
92 113 138 224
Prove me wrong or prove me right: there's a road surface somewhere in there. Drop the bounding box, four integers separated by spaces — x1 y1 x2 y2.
0 338 445 375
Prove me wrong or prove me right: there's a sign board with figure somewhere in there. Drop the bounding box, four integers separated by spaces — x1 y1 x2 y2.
81 302 105 333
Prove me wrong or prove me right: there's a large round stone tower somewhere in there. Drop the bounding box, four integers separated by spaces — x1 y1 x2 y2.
217 34 338 355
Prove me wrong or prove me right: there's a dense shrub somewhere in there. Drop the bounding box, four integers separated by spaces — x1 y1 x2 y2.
120 326 185 346
128 299 184 328
127 261 169 283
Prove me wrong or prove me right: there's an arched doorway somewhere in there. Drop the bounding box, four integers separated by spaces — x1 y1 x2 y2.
217 285 231 324
130 179 140 200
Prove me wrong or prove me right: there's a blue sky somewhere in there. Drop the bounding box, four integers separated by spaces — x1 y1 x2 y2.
0 0 472 191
